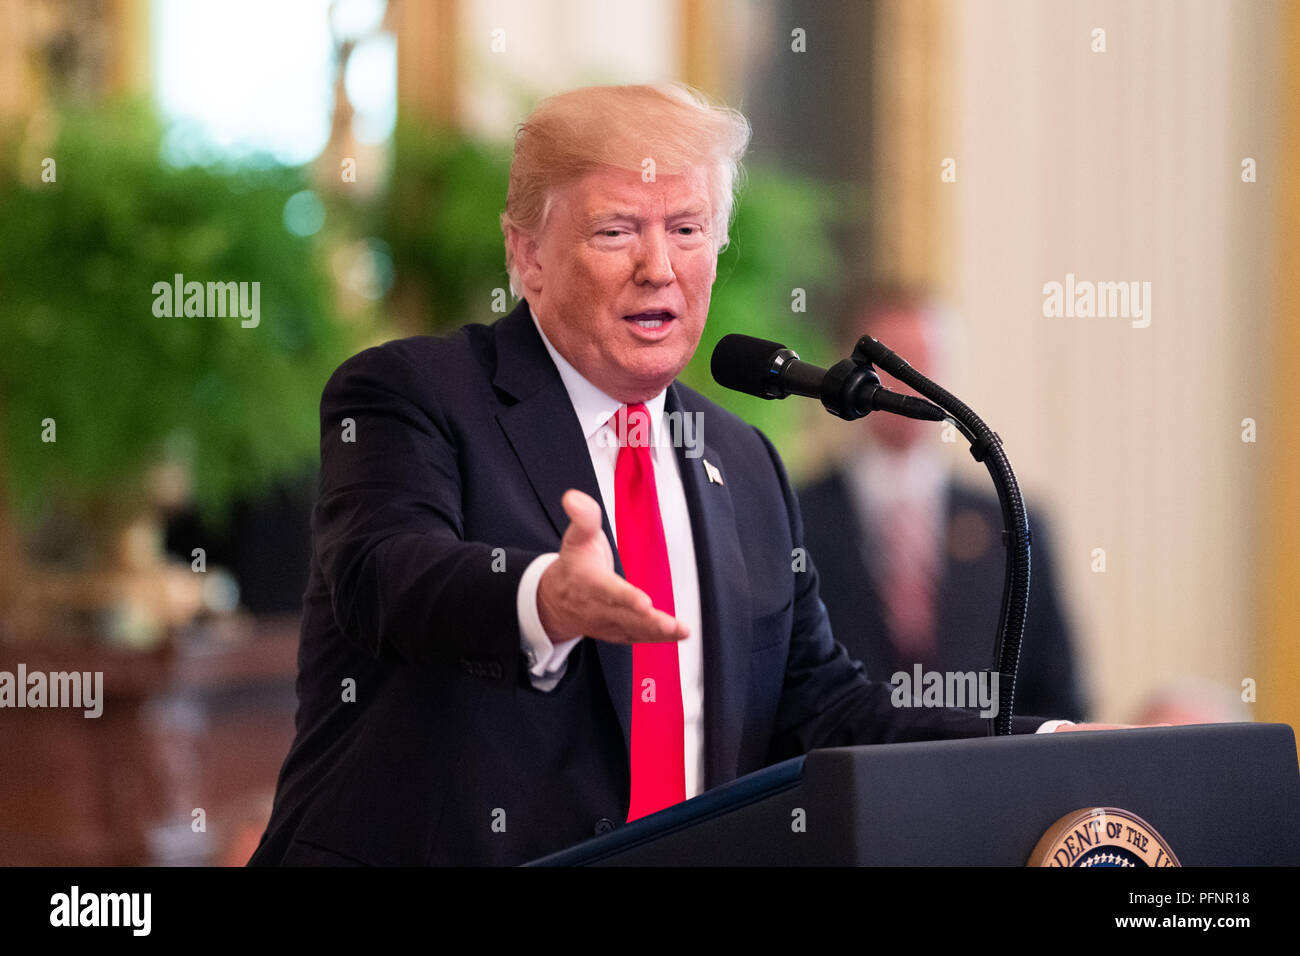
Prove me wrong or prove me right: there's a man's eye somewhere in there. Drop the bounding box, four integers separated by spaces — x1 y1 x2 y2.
600 229 625 238
676 226 700 236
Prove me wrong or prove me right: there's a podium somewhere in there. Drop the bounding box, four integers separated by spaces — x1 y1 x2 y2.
528 723 1300 866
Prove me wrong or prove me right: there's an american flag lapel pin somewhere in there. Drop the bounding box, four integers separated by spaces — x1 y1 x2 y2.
703 459 724 486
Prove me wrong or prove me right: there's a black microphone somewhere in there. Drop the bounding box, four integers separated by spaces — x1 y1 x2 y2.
711 333 946 422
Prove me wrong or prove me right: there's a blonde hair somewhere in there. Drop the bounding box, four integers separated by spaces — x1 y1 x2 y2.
500 83 752 295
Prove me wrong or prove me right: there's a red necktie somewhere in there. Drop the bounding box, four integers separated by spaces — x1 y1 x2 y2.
613 403 685 821
880 500 938 669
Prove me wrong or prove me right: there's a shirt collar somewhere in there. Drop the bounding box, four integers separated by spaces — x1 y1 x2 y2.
529 304 668 443
846 440 947 515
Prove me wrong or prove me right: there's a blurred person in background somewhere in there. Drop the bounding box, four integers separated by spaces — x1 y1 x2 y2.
798 285 1089 721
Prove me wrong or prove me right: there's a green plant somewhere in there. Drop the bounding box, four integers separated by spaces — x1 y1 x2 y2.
0 102 356 523
384 122 515 329
678 171 848 451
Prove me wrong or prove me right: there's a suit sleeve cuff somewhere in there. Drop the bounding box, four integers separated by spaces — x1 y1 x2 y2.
517 553 583 690
1036 719 1074 733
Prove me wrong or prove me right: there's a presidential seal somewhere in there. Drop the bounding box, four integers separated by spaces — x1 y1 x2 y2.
1027 807 1180 867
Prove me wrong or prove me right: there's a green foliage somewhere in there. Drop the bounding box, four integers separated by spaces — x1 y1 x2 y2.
0 103 355 522
679 171 849 451
385 122 514 328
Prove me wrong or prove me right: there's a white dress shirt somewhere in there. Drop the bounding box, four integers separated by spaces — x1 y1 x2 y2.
845 442 947 595
514 308 707 797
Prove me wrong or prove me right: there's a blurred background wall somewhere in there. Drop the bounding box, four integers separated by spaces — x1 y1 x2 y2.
945 0 1286 728
0 0 1295 864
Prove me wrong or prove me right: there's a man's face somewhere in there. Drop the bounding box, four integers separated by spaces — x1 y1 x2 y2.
515 165 718 403
860 308 940 452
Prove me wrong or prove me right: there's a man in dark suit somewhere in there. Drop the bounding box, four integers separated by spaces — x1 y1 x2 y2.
250 86 1087 868
799 286 1088 721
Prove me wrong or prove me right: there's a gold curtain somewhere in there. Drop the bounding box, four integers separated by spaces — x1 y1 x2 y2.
1259 0 1300 737
393 0 459 125
868 0 953 289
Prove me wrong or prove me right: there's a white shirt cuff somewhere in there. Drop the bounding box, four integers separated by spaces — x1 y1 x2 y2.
517 552 583 692
1036 719 1075 733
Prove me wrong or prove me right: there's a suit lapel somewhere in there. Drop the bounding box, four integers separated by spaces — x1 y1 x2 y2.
490 306 754 792
668 385 752 790
491 301 633 757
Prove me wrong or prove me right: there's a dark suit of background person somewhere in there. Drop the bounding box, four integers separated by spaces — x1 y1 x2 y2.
247 300 1052 867
797 287 1088 723
799 469 1088 721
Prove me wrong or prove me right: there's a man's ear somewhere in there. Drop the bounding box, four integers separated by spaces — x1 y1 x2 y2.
509 227 544 296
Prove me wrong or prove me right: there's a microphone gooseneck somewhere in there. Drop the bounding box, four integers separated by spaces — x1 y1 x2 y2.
710 329 1030 736
852 334 1029 737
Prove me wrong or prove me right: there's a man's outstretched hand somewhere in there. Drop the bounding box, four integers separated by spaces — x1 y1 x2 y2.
537 489 689 646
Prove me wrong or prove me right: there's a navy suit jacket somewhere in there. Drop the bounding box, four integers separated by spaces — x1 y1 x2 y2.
250 300 1045 867
799 468 1088 721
